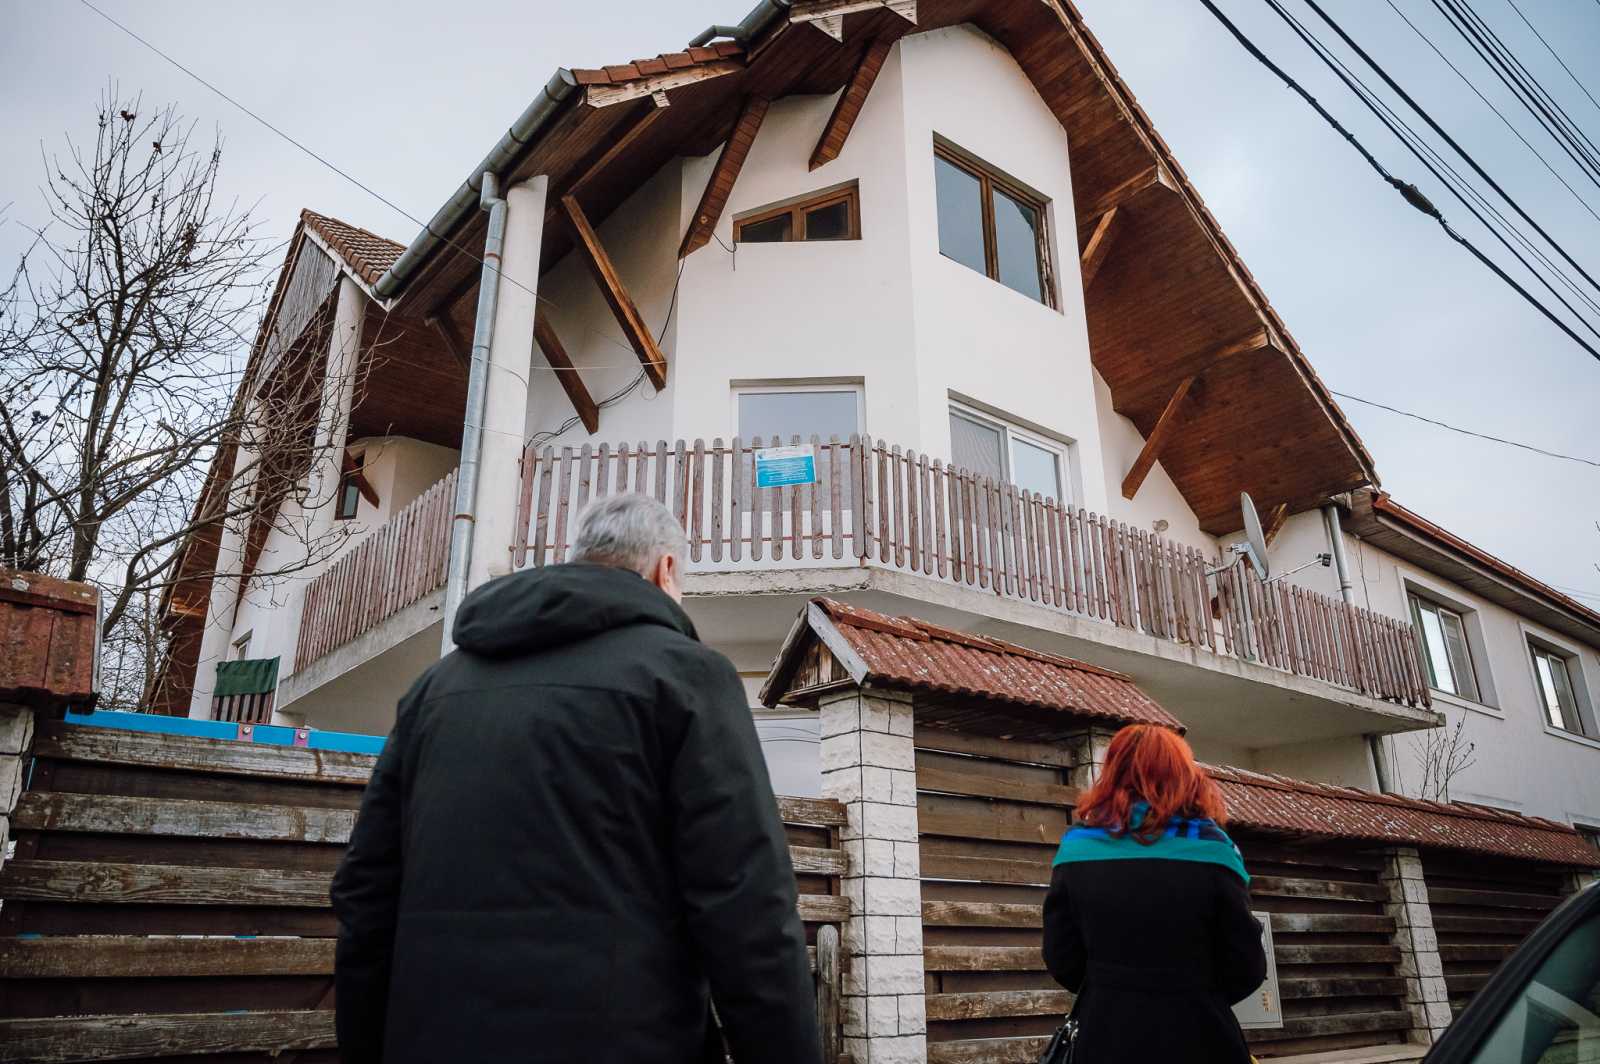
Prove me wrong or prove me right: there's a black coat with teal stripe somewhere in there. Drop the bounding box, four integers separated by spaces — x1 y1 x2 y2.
1043 819 1267 1064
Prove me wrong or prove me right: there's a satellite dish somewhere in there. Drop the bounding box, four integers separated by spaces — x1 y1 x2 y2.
1239 492 1271 580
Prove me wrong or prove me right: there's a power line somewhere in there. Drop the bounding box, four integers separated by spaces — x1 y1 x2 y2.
1330 390 1599 467
1197 0 1600 360
73 0 667 374
1294 0 1600 306
1268 0 1600 323
1382 0 1600 223
1500 0 1600 117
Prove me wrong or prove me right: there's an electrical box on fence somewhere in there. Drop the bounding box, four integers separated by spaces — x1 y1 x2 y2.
1232 911 1282 1030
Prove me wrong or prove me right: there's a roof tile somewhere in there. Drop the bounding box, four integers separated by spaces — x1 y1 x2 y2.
299 209 405 288
811 598 1183 731
1212 764 1600 867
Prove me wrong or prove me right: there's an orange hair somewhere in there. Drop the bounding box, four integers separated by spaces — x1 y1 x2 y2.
1074 724 1227 844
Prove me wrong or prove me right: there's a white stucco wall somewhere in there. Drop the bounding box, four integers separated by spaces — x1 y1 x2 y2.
1265 510 1600 824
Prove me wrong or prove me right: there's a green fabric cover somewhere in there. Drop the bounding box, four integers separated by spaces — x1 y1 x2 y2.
215 656 280 697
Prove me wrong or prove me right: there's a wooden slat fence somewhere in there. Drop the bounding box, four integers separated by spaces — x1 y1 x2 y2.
209 689 275 725
0 719 850 1063
296 469 456 669
912 728 1413 1063
513 436 1430 708
1421 851 1569 1017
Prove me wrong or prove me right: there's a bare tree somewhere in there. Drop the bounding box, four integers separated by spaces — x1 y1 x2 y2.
1 92 359 708
1412 717 1477 803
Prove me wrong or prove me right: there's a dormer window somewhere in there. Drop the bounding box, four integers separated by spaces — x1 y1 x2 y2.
734 183 860 244
933 142 1054 307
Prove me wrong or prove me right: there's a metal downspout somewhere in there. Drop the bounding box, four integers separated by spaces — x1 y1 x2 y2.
688 0 789 46
441 173 507 653
1326 501 1395 793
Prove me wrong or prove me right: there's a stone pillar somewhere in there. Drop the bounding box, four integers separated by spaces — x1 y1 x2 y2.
1380 847 1453 1045
820 687 926 1064
467 175 546 590
303 275 367 548
187 423 262 719
1064 727 1114 789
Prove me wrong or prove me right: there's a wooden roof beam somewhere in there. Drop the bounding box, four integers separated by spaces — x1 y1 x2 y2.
1079 164 1176 222
585 59 743 108
810 37 894 171
791 0 916 42
680 95 771 258
1262 502 1290 548
560 194 669 390
425 314 471 371
545 96 670 236
533 312 600 434
1078 205 1122 291
1122 375 1195 501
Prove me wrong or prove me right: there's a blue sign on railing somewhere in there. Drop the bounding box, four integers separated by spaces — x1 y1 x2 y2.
754 445 817 488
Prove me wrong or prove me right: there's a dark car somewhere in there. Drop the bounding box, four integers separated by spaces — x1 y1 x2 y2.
1424 882 1600 1064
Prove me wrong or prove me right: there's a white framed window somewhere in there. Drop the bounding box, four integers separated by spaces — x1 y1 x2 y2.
948 403 1071 504
231 631 252 661
1409 593 1481 702
1530 641 1590 736
733 381 864 444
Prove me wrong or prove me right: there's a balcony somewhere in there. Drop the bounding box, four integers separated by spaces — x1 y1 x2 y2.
511 435 1438 748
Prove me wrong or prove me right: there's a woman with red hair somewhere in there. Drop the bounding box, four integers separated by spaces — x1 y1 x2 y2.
1042 724 1266 1063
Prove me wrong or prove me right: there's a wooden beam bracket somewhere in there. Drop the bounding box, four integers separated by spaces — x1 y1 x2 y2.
1121 375 1196 501
810 37 894 170
533 312 601 434
585 59 743 108
680 95 771 258
561 194 669 390
791 0 916 41
1078 205 1122 291
1079 164 1177 222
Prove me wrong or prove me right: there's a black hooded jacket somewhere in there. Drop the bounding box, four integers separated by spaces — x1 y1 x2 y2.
331 563 820 1064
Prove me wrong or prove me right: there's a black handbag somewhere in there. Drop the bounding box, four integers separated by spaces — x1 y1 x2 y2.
1036 997 1080 1064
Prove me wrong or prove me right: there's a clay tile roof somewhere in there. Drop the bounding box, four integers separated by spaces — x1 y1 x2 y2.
300 209 405 288
569 41 743 86
1210 764 1600 867
807 598 1184 731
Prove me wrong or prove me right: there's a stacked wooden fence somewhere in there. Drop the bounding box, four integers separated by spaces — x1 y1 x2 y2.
514 436 1430 709
1422 851 1569 1017
0 718 850 1063
911 729 1414 1063
296 468 456 669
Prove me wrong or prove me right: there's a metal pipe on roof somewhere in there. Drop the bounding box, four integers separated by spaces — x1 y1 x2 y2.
373 71 577 302
440 173 507 653
688 0 789 48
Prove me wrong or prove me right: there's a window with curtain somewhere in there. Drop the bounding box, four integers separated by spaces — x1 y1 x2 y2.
1409 594 1481 702
949 407 1068 503
933 146 1052 306
1530 643 1585 734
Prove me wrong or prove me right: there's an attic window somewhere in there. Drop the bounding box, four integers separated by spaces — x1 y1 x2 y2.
933 143 1054 307
734 184 860 244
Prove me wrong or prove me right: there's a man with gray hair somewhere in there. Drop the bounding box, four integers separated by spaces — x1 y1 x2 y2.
332 493 820 1064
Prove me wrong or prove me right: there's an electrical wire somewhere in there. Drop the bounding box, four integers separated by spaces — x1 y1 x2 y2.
1196 0 1600 360
1431 0 1600 188
1269 0 1600 322
73 0 671 374
1293 0 1600 302
1500 0 1600 117
1382 0 1600 222
1328 390 1599 467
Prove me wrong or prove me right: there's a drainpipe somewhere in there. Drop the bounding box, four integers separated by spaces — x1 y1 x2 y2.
688 0 790 46
1321 503 1355 606
1326 500 1394 792
440 173 508 653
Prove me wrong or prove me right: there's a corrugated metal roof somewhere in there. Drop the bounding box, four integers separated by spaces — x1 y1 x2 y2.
300 209 405 288
1212 764 1600 868
810 598 1184 731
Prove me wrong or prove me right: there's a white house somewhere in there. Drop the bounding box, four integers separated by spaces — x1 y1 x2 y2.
156 0 1600 838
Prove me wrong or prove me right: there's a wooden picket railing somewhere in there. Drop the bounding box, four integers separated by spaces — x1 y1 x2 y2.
295 469 457 668
512 435 1431 709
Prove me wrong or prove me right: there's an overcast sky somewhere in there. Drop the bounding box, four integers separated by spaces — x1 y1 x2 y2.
3 0 1597 605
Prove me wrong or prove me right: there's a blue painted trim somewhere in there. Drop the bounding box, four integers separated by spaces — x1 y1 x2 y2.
61 710 386 755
